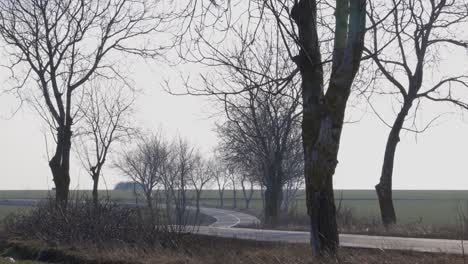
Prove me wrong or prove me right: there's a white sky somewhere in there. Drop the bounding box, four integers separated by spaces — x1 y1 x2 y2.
1 56 468 191
1 4 468 191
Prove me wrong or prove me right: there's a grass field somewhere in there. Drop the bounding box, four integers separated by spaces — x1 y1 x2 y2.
0 205 32 224
0 259 45 264
1 190 468 226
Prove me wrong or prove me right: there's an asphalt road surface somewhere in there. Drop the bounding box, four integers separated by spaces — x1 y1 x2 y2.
2 198 467 254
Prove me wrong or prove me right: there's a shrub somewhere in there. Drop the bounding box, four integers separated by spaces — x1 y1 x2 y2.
3 196 190 247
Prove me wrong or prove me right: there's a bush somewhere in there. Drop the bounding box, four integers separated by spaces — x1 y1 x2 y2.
3 196 189 247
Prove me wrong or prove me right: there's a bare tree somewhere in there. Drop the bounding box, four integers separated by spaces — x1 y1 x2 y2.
283 177 304 214
207 157 229 208
171 137 196 223
238 169 256 209
216 86 302 225
115 133 169 210
364 0 468 226
172 0 367 255
76 83 135 207
201 23 302 225
0 0 174 207
280 118 304 213
288 0 367 254
227 167 239 209
190 154 213 215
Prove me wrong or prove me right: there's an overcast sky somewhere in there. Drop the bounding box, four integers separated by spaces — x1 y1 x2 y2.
1 10 468 191
1 56 468 191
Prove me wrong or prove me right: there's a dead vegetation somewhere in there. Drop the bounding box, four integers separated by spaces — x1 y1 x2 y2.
2 235 466 264
2 197 206 248
0 200 465 263
238 206 468 240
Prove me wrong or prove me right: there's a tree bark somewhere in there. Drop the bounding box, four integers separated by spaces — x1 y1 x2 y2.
92 173 99 208
376 101 412 226
232 184 237 209
264 177 283 226
195 191 201 215
292 0 366 256
49 126 72 209
241 181 254 209
218 190 224 208
260 185 265 210
307 116 342 255
145 190 153 210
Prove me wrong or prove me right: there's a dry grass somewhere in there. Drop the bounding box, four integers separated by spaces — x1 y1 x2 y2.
238 206 468 240
3 235 466 264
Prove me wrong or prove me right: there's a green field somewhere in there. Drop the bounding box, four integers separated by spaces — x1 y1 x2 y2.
0 259 46 264
0 205 33 223
1 190 468 226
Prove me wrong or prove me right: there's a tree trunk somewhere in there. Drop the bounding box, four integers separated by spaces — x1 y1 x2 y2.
181 175 187 209
195 191 201 216
260 185 265 210
264 178 283 226
49 126 72 209
282 181 294 213
145 191 153 210
179 188 187 224
92 173 99 208
218 190 224 207
292 0 366 256
242 181 254 209
241 179 248 209
376 101 412 226
305 115 343 255
232 186 237 209
165 191 174 224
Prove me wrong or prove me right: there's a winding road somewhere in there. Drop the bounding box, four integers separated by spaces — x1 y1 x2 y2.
199 207 468 254
2 198 468 254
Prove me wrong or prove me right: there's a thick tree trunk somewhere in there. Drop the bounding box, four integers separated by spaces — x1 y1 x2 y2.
293 0 337 251
305 116 342 255
49 126 72 209
264 178 283 226
145 191 153 210
292 0 366 256
376 101 412 226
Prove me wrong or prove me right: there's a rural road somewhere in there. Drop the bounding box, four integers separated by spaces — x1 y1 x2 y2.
2 198 468 254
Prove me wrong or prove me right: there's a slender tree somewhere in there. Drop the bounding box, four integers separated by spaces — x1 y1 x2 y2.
238 169 255 209
76 83 135 207
364 0 468 226
116 133 170 210
172 137 196 222
209 158 229 208
0 0 172 207
190 155 213 215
